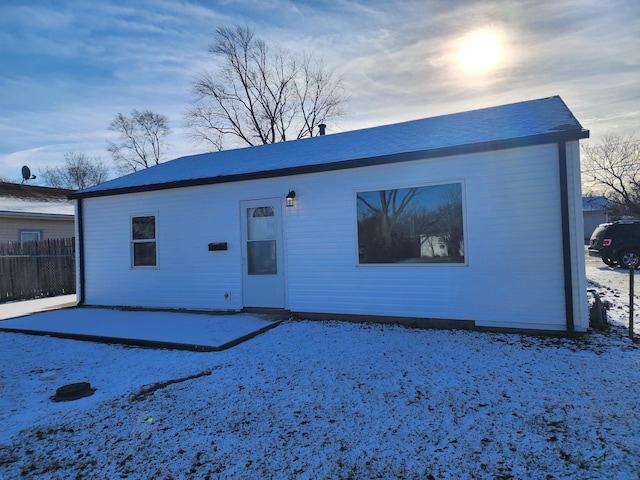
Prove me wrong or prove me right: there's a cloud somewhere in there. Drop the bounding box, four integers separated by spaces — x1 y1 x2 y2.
0 147 52 182
0 0 638 181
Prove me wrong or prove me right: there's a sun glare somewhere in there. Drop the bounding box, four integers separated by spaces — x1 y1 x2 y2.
458 31 501 71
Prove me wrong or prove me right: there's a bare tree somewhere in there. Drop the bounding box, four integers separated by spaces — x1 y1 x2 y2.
358 189 421 249
108 109 172 173
40 152 109 190
186 25 348 151
582 133 640 217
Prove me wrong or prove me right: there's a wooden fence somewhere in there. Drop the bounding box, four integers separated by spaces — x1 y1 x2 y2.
0 237 75 303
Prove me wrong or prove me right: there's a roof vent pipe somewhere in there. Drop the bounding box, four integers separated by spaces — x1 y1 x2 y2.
318 124 326 136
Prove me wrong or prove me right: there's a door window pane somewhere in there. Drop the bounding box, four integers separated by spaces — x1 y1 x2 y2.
247 207 275 240
247 240 277 275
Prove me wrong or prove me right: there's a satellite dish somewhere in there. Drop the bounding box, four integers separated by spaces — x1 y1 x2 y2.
21 165 36 183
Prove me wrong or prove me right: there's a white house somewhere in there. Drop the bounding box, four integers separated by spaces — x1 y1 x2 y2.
71 96 590 332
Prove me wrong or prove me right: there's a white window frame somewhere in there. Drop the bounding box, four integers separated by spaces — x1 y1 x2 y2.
130 213 158 269
19 229 42 243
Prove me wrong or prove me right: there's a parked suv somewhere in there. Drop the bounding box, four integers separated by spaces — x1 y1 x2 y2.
588 220 640 268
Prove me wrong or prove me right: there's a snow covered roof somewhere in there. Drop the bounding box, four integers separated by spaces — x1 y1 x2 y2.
583 196 611 212
0 182 74 217
74 96 589 199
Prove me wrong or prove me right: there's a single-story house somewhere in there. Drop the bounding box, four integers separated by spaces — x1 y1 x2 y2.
583 195 611 242
0 181 75 243
71 96 590 332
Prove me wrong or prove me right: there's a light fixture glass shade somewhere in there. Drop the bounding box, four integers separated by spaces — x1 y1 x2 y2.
286 190 296 207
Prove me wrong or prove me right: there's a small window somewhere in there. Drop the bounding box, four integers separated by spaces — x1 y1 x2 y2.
131 215 157 267
357 182 465 264
19 230 42 243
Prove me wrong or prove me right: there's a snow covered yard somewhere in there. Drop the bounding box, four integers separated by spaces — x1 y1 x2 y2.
1 262 640 479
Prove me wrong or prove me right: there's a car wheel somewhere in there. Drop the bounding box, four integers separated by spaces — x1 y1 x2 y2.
602 256 615 267
618 250 640 269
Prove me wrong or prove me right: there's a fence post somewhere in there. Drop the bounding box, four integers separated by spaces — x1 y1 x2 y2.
630 265 635 339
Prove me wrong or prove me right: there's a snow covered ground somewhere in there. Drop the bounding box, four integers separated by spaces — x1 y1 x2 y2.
0 295 76 320
1 256 639 479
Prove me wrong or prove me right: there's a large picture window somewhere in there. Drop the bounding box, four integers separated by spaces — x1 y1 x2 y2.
357 182 465 264
131 215 157 267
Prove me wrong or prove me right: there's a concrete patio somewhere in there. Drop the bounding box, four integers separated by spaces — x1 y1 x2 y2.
0 296 285 351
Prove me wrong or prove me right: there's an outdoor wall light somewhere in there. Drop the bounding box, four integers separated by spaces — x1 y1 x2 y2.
286 190 296 207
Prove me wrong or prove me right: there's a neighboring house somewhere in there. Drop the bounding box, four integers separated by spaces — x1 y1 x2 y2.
419 235 463 259
71 96 590 333
583 195 611 242
0 182 75 243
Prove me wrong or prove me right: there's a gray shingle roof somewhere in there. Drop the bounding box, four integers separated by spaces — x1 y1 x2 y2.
75 95 588 199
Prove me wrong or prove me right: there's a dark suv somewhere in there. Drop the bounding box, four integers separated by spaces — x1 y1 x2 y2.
589 220 640 268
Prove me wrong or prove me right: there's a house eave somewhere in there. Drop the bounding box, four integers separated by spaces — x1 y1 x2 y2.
70 129 589 200
0 211 75 220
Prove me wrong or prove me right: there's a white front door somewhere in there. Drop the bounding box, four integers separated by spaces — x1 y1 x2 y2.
240 199 285 308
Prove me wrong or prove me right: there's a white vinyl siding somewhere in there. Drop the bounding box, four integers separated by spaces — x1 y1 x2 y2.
81 185 245 311
284 143 569 331
79 142 587 331
565 140 589 331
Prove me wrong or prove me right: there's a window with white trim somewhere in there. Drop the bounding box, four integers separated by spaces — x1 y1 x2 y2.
357 182 465 264
131 215 157 267
19 230 42 243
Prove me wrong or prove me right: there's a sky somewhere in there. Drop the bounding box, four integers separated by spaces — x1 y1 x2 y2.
0 0 638 184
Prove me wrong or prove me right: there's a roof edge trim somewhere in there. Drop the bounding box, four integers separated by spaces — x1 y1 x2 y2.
0 211 75 220
71 129 589 200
